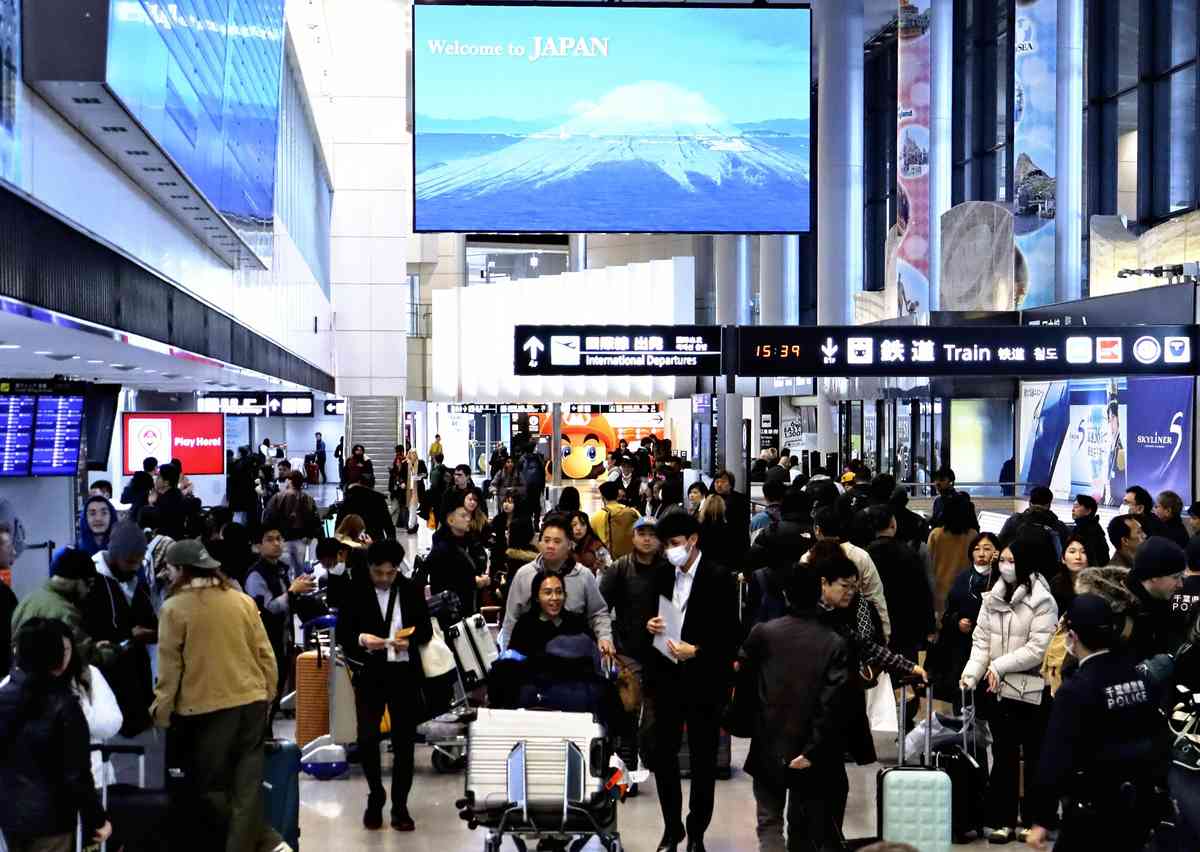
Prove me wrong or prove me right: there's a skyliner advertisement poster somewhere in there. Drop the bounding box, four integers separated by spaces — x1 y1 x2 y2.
413 4 812 233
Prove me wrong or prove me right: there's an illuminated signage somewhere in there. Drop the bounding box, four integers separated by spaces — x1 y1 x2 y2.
267 392 314 417
448 403 550 414
198 392 268 417
323 399 346 416
122 412 225 476
515 325 723 376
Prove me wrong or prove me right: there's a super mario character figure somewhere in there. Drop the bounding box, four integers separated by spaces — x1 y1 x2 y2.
541 414 618 480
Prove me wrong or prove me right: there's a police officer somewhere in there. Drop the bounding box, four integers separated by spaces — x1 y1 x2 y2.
1026 594 1170 850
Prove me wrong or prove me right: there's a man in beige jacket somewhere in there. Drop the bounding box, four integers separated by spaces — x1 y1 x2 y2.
153 539 286 852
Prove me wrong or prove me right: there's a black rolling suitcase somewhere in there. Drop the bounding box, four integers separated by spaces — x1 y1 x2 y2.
932 688 989 843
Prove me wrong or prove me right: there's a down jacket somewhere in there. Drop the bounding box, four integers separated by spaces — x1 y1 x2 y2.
961 574 1059 705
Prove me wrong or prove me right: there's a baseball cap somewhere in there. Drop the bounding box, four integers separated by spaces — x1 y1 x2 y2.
165 539 221 571
632 516 657 532
841 471 856 484
1065 593 1115 631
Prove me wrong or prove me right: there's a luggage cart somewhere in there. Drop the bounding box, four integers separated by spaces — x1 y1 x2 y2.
298 615 354 780
419 590 474 773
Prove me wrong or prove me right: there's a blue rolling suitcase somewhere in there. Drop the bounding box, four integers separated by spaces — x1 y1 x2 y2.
264 739 301 850
876 681 952 852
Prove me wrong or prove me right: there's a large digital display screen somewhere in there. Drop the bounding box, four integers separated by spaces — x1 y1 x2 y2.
413 3 812 233
0 394 83 477
123 412 225 476
105 1 285 261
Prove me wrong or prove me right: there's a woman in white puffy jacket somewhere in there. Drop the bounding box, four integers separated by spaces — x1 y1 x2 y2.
72 662 123 788
960 532 1059 844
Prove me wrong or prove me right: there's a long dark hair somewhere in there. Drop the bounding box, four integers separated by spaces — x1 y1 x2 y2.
941 492 977 535
1005 531 1054 600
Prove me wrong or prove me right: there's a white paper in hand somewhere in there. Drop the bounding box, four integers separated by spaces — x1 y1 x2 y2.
653 595 684 663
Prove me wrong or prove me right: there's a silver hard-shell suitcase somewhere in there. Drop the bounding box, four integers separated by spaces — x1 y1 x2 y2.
447 613 500 689
876 679 953 852
465 708 606 813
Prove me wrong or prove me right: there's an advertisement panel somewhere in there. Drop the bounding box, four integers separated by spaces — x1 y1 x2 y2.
1018 378 1193 504
414 3 811 233
1012 0 1058 307
0 0 21 187
538 409 667 479
894 0 932 314
123 413 225 476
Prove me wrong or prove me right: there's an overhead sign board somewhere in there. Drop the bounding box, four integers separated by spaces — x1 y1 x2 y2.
567 403 663 414
448 403 551 414
267 392 314 417
514 325 723 377
122 412 225 476
737 325 1198 378
199 392 268 417
323 399 347 416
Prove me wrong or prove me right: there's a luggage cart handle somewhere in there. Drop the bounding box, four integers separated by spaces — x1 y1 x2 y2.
897 677 935 766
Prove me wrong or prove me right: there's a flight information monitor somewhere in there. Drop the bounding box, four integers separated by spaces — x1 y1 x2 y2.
0 394 35 477
31 395 84 476
0 392 83 477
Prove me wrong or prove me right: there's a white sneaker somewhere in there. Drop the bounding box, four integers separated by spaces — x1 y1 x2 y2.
271 843 293 852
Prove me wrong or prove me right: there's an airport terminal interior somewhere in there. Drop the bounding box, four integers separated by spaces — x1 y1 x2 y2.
4 0 1200 850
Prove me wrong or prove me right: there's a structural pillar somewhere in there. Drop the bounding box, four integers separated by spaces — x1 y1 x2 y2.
551 402 562 488
568 234 587 273
929 0 954 310
815 0 864 456
758 236 785 325
715 235 752 484
1056 0 1084 302
781 235 801 325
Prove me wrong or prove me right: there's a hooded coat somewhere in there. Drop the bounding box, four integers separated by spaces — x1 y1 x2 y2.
77 496 116 556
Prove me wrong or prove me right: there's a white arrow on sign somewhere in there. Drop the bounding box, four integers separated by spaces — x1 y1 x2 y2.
523 336 545 367
269 398 281 412
821 337 839 364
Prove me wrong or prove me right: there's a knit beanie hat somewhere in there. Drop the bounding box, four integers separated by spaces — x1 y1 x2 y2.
108 521 147 561
52 548 97 581
1132 536 1186 581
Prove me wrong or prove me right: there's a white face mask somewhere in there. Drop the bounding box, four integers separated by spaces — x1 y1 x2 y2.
665 544 691 568
998 560 1017 584
973 562 992 575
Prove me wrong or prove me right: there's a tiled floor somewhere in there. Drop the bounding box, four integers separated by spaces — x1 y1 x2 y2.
287 728 993 851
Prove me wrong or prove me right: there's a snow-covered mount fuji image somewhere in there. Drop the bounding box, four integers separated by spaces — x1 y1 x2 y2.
415 82 810 233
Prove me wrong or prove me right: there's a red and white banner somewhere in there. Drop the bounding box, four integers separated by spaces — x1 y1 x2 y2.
122 412 225 476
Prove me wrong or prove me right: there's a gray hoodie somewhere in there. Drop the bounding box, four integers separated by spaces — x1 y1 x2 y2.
499 555 613 649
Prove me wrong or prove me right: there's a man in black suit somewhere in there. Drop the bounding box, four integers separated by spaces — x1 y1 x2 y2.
336 481 396 543
617 455 643 509
335 539 432 833
645 512 738 852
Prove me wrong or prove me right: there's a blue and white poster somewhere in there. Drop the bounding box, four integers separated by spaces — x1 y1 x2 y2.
1019 377 1193 504
413 4 811 233
1126 377 1194 501
0 0 22 187
1012 0 1058 307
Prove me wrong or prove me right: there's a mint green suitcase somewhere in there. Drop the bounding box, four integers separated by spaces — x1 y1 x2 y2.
877 682 953 852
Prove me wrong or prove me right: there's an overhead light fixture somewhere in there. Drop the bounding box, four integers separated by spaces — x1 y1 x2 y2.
87 359 104 364
34 350 52 355
0 343 19 350
143 368 157 373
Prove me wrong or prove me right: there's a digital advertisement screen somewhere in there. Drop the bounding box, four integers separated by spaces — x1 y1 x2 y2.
413 2 812 233
0 394 83 477
123 412 225 476
105 1 286 262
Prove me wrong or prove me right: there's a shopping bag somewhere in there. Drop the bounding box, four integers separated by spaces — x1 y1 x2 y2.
865 671 899 734
416 522 435 558
417 621 457 678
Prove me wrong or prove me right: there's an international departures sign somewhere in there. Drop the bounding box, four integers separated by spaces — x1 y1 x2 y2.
514 325 1198 378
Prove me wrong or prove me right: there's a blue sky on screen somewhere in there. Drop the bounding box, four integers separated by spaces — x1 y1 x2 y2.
414 5 810 126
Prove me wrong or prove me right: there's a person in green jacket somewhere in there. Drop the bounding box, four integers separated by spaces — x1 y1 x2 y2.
12 548 116 669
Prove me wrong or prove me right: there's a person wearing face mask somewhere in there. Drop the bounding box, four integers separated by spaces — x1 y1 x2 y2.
960 532 1059 844
643 511 739 852
1107 514 1146 569
929 532 999 712
1122 485 1164 538
1024 595 1170 852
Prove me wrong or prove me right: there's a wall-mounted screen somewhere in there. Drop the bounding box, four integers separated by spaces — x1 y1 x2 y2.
122 412 225 476
0 393 83 477
105 1 285 263
413 2 812 234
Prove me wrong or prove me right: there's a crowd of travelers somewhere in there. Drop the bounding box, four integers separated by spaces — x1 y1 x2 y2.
1 428 1199 852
